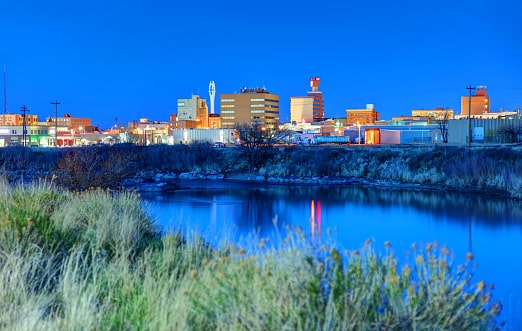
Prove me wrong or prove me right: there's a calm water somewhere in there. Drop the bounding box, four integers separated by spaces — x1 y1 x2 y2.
142 180 522 328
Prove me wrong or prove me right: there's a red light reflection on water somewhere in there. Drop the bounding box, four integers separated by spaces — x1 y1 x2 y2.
310 200 322 240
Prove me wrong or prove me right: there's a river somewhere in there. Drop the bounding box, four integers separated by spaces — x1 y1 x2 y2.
142 180 522 328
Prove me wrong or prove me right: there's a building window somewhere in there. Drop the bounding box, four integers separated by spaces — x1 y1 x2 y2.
221 99 235 102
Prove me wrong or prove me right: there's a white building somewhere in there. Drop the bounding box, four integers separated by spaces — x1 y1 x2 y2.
290 96 314 123
170 128 236 145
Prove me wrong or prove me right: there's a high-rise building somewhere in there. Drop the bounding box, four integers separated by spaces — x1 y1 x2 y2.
220 87 279 129
461 86 490 116
177 95 209 129
290 96 314 123
308 77 324 122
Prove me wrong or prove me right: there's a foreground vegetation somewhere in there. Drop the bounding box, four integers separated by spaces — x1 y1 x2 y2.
1 143 521 198
0 181 502 330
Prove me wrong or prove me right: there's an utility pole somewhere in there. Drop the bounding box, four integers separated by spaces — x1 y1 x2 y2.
466 86 475 147
51 100 60 147
20 105 29 147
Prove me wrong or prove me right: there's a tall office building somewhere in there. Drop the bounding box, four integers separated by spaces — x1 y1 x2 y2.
308 77 324 122
290 96 314 123
220 87 279 129
177 95 209 129
461 86 490 116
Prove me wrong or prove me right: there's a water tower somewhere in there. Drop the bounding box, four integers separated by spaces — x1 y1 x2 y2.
208 81 216 114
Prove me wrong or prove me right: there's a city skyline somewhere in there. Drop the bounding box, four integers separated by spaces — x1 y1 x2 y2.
2 0 521 129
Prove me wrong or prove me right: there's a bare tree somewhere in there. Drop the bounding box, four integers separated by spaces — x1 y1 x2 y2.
435 110 450 143
497 125 522 143
233 122 293 171
234 122 293 148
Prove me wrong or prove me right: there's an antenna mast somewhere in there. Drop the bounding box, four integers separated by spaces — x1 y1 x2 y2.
3 65 6 126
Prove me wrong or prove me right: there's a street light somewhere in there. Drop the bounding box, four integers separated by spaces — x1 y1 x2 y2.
356 121 361 144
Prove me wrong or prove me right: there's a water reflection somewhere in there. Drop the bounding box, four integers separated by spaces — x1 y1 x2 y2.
143 181 522 328
310 200 322 240
143 181 522 232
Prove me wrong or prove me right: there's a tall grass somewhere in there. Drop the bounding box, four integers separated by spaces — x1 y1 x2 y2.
0 181 503 330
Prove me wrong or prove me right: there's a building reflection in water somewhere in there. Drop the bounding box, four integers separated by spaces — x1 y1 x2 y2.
310 200 322 240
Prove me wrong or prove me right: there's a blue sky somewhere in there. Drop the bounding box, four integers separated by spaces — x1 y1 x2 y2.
2 0 521 129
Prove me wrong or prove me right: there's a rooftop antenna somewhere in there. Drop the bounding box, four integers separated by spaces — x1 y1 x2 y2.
3 64 7 125
209 80 216 114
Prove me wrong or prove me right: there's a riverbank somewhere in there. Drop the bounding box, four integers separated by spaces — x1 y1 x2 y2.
125 168 513 203
1 144 521 199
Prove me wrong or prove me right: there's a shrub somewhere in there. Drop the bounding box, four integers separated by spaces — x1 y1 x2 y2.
188 232 501 330
53 146 138 191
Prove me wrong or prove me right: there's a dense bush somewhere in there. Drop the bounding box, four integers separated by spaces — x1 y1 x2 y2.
52 146 139 191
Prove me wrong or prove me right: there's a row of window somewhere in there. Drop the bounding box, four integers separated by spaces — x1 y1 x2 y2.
1 129 49 135
31 130 49 135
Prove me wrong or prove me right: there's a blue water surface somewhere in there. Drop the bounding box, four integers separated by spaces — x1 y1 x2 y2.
142 180 522 328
